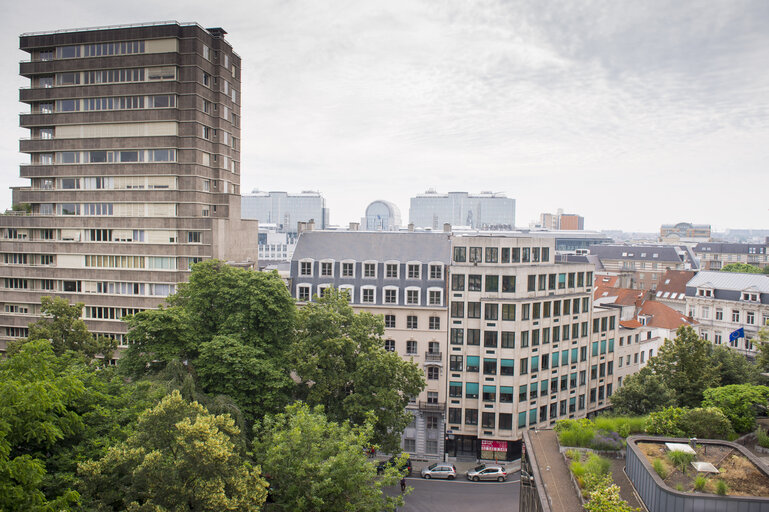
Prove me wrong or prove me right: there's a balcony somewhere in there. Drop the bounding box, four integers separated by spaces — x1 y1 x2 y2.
424 351 442 363
418 401 445 412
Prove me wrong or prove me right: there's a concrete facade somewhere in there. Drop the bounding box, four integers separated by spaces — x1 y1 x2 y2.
0 22 257 351
241 190 328 234
409 190 515 230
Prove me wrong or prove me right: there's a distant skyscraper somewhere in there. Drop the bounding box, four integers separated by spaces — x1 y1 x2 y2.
1 22 255 352
409 190 515 230
241 190 328 234
363 200 402 231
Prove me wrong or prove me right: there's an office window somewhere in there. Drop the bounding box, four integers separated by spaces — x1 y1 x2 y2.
502 304 516 321
521 331 529 348
465 409 478 425
528 275 536 292
466 382 479 399
407 315 418 329
450 355 463 371
484 303 498 320
484 331 498 347
449 408 462 424
483 359 497 375
453 247 466 262
520 357 528 375
467 329 480 345
501 247 510 263
468 275 482 291
500 359 514 376
485 275 499 292
467 302 481 318
469 247 482 262
501 331 515 348
451 274 465 291
502 275 515 292
384 314 396 328
450 301 464 318
485 247 498 263
499 413 513 430
466 356 480 372
451 328 464 345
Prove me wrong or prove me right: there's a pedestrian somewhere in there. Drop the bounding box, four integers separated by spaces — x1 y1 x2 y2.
400 477 406 493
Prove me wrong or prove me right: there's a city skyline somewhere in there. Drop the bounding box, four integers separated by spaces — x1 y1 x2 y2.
1 1 768 232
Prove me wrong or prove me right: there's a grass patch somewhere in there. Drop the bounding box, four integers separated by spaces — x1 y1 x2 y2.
716 480 728 496
757 427 769 449
565 449 583 461
694 475 707 491
668 450 695 473
676 483 684 491
584 453 611 476
653 458 668 479
593 415 647 438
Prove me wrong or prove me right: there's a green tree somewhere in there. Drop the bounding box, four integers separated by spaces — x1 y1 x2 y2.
121 261 297 426
25 297 116 360
609 367 677 415
0 339 82 511
710 345 762 385
720 263 763 274
79 390 267 511
677 407 735 439
754 328 769 372
702 384 769 433
291 289 425 452
648 326 720 408
254 402 406 512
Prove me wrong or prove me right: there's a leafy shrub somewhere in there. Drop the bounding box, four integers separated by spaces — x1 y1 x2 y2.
694 475 707 491
702 384 769 434
584 484 637 512
565 449 583 461
590 430 623 451
584 453 611 477
668 450 694 473
571 460 586 479
582 473 612 494
716 480 728 495
645 407 687 436
757 426 769 449
652 458 668 479
679 407 735 439
557 419 596 447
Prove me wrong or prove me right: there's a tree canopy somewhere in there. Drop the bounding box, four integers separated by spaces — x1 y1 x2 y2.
609 367 677 415
79 390 267 511
291 289 425 452
720 263 768 274
253 402 406 512
702 384 769 433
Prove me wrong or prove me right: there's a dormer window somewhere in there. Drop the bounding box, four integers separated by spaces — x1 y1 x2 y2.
742 292 759 302
697 288 713 297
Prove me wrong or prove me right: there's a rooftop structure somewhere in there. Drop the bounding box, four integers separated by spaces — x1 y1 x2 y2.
241 190 328 234
363 200 402 231
694 242 769 270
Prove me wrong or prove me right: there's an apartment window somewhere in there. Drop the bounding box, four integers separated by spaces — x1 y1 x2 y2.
386 263 399 278
407 263 420 279
363 262 376 278
449 408 462 424
299 260 313 276
384 288 398 304
501 247 510 263
465 409 478 425
429 264 443 279
407 315 418 329
451 328 465 345
451 274 465 291
361 287 375 303
483 359 497 376
747 311 755 325
429 289 442 305
482 412 496 428
732 310 740 322
499 413 513 430
519 385 528 402
716 308 723 320
427 366 440 380
429 316 440 330
384 339 395 352
297 285 311 301
520 358 528 375
484 331 498 347
406 288 420 305
341 262 354 278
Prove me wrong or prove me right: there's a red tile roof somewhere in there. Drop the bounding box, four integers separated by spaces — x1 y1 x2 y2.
638 300 696 330
594 286 645 307
620 319 643 329
655 269 696 297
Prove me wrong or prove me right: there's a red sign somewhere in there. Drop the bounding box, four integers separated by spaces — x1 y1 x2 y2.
481 440 507 452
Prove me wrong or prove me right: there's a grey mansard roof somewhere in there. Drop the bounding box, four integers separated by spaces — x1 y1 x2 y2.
686 271 769 293
588 244 684 262
292 231 452 263
694 242 768 254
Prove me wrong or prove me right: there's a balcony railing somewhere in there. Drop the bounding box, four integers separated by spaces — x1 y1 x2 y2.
418 401 445 412
424 351 442 362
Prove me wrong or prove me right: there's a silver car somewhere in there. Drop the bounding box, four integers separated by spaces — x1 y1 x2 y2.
466 464 507 482
420 463 457 480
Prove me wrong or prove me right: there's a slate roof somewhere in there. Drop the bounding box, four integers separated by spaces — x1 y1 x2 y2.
292 231 452 263
686 271 769 293
694 242 769 255
588 244 683 263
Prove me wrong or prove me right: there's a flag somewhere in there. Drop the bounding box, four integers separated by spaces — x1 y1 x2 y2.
729 327 745 342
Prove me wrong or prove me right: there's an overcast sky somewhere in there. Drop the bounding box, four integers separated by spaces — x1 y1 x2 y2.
1 0 767 232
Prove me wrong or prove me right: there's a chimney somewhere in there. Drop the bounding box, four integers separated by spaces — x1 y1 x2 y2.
408 223 414 232
307 220 315 232
443 223 451 233
349 222 360 231
297 221 307 234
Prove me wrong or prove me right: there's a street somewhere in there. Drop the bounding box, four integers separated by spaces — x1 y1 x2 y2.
389 471 520 512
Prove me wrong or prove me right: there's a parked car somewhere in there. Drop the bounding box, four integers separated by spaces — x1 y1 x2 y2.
420 463 457 479
465 464 507 482
376 455 412 476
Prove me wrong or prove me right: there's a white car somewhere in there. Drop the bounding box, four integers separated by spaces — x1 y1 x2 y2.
421 463 457 479
466 464 507 482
